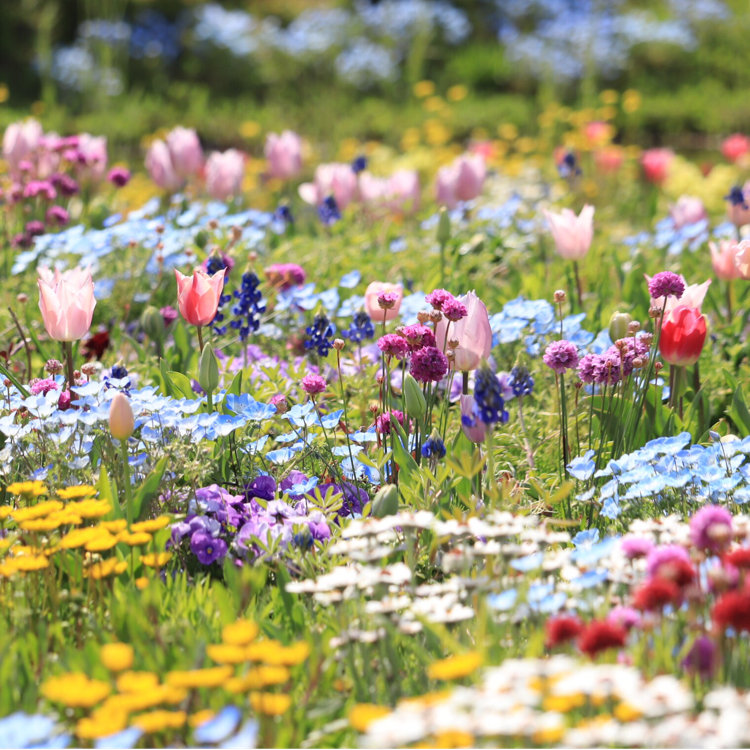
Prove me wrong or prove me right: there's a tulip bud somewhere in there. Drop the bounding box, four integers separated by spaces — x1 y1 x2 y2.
609 311 632 342
140 305 165 342
198 343 220 395
109 393 135 441
437 207 451 246
372 484 399 518
403 372 426 420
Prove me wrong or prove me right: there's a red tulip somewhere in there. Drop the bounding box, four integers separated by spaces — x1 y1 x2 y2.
659 305 706 367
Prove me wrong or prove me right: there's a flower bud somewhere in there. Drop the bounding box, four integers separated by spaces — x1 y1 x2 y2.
372 484 399 518
333 338 345 351
554 289 566 303
437 206 451 246
109 393 135 441
198 343 220 395
403 372 426 420
609 311 632 342
627 321 641 335
140 305 165 342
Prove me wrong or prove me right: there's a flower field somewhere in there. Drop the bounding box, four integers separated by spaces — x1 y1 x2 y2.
5 1 750 748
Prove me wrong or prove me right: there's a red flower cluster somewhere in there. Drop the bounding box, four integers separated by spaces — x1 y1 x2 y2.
712 590 750 633
578 620 627 657
545 615 583 649
724 548 750 571
633 578 681 612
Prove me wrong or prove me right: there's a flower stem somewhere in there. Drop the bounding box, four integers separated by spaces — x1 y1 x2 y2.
120 438 133 527
197 325 204 353
64 341 75 394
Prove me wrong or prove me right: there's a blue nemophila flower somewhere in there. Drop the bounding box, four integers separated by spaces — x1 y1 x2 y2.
351 155 367 173
473 363 509 425
421 435 446 460
567 449 596 480
230 272 266 341
318 195 341 226
509 364 534 397
305 314 336 356
341 311 375 343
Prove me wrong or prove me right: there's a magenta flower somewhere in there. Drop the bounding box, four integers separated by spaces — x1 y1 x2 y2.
410 346 449 383
107 166 131 187
377 334 409 359
301 374 326 395
689 505 733 552
425 288 456 311
647 271 685 300
543 340 579 374
620 536 654 560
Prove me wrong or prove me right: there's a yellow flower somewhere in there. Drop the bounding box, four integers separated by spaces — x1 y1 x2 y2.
134 710 187 734
227 665 290 693
42 673 111 708
48 510 83 526
250 692 291 716
0 85 8 104
76 708 128 740
543 693 585 712
349 704 391 732
0 561 16 578
19 518 61 532
433 730 475 748
400 690 452 709
60 527 100 549
131 516 170 533
12 555 49 571
497 123 518 141
100 520 127 533
413 80 435 98
68 499 112 519
116 671 159 693
427 652 482 681
11 501 63 521
246 639 280 660
141 552 172 568
222 619 259 646
57 485 96 500
84 559 127 579
622 89 641 114
189 709 215 728
85 532 118 552
166 666 233 689
6 481 47 497
239 120 261 139
261 640 310 666
117 531 152 546
614 702 643 722
135 576 149 590
206 644 247 665
600 89 619 104
0 506 13 519
532 725 565 744
447 84 468 102
101 643 134 672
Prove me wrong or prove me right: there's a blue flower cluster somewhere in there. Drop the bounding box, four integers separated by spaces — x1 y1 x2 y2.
230 273 266 341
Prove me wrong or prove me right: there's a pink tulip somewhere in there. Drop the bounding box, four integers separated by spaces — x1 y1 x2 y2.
435 291 492 371
669 196 706 229
145 140 182 191
435 153 486 208
460 394 486 443
388 170 420 213
584 121 612 147
358 172 390 205
735 241 750 280
109 392 135 440
543 204 594 261
722 134 750 164
205 149 245 200
710 240 744 281
641 148 673 185
265 131 302 180
661 278 711 318
299 163 357 209
3 119 43 174
166 126 203 178
75 134 108 181
174 268 226 327
37 266 96 342
364 282 403 323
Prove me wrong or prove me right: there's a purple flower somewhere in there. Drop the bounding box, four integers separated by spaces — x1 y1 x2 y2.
318 481 367 518
442 297 468 322
607 605 642 631
646 544 691 579
245 475 277 502
425 288 456 311
410 346 449 383
682 635 717 680
577 353 599 384
690 504 733 552
107 166 131 187
190 531 227 565
160 306 178 327
620 536 654 560
377 333 409 359
301 374 326 395
543 340 579 374
45 205 69 227
307 511 331 542
648 271 685 300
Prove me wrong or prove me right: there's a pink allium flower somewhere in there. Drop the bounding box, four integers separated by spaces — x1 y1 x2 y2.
377 334 409 359
377 292 399 310
375 409 404 435
398 324 436 351
543 340 579 374
45 206 69 227
265 263 306 290
29 378 59 396
425 288 456 311
410 346 449 383
607 605 642 631
647 271 685 300
690 505 733 552
442 297 468 322
543 205 594 261
107 166 131 187
301 374 326 395
364 282 402 322
620 536 654 560
577 353 599 385
269 393 288 414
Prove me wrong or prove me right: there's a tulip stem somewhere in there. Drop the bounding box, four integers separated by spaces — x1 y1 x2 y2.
462 371 469 395
120 438 133 527
196 326 205 354
63 341 75 394
727 282 733 322
573 261 583 310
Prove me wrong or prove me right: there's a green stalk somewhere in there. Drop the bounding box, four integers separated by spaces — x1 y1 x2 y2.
120 439 133 527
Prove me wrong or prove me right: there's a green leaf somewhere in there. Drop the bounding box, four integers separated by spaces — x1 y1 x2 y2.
133 456 168 521
159 358 173 397
730 386 750 436
98 465 121 519
166 370 196 399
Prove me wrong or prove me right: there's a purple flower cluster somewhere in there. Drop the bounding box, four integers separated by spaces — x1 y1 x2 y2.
410 346 449 383
543 340 580 374
648 271 685 300
577 335 651 386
